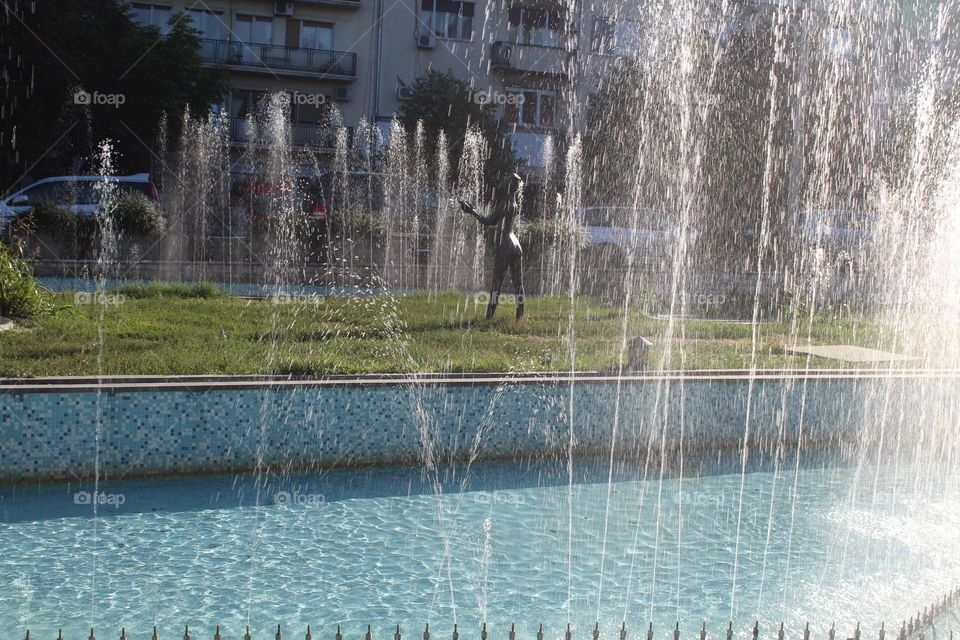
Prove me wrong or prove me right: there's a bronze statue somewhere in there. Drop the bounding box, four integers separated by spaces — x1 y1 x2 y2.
459 172 525 320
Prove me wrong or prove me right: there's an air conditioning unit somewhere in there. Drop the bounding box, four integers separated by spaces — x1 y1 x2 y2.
334 87 353 102
491 41 513 68
274 1 295 16
417 32 436 49
397 86 415 101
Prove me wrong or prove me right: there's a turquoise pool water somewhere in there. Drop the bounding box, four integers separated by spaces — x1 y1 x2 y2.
1 455 957 639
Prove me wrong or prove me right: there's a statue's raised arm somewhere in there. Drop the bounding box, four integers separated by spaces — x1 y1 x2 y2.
459 199 504 226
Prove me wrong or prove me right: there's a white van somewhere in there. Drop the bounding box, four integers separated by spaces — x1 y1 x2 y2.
0 174 160 231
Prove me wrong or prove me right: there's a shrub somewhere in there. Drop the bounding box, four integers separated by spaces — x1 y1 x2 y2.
112 281 222 299
0 240 52 318
328 209 386 239
111 193 166 237
15 200 97 247
516 217 591 255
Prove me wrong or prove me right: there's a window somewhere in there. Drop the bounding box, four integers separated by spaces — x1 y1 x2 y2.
235 15 274 45
507 6 566 47
591 17 643 56
130 3 172 34
504 89 555 129
420 0 474 40
185 9 225 40
230 90 270 121
300 21 333 50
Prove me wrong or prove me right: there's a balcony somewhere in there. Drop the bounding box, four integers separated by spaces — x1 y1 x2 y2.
201 39 357 80
230 118 352 153
490 41 572 78
294 0 361 8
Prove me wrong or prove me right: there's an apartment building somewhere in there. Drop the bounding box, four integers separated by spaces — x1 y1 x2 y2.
127 0 652 176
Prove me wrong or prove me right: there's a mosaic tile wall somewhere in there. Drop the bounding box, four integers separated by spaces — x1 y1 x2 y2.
0 375 955 481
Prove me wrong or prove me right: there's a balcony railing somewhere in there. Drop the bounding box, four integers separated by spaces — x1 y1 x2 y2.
200 39 357 80
490 40 571 77
230 118 352 152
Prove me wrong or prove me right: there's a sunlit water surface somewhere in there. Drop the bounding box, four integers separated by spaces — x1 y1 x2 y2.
1 455 957 639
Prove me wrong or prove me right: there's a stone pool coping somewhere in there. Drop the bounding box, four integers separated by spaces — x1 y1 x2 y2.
1 368 958 393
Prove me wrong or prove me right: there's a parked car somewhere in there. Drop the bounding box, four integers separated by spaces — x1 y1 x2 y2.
0 173 160 232
575 206 696 270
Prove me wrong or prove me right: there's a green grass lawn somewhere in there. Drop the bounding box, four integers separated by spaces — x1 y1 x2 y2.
0 285 902 377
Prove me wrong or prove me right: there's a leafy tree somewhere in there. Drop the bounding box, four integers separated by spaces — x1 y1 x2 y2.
0 0 226 191
398 70 518 193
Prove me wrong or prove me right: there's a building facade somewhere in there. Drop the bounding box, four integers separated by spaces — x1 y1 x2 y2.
126 0 650 174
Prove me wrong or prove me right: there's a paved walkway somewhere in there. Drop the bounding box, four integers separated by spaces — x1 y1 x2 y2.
786 344 917 363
